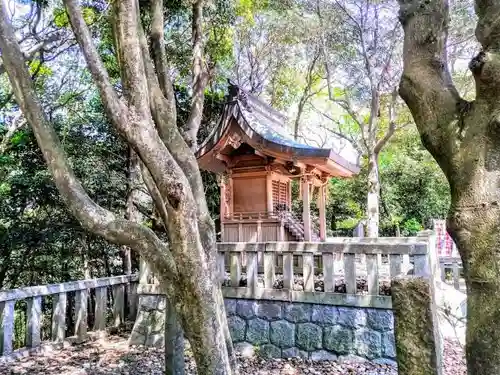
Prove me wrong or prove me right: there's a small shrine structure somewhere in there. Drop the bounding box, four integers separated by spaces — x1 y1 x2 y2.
196 83 360 242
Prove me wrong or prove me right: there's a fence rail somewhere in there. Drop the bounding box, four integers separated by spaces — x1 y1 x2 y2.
0 237 439 362
213 240 430 309
0 275 138 360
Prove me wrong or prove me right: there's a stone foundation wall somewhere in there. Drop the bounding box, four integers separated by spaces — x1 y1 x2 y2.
129 295 395 363
225 299 395 362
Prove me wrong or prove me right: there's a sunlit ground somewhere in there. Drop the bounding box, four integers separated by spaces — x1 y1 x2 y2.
0 332 463 375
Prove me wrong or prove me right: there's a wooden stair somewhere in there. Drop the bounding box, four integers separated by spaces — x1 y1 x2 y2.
279 210 320 242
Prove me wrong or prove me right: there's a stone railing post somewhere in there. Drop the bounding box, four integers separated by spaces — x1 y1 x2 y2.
391 232 443 375
0 300 14 355
392 276 443 375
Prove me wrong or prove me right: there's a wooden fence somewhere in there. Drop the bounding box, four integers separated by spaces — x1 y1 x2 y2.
0 275 138 360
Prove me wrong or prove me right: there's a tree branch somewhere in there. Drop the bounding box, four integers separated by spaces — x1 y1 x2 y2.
0 0 177 280
0 112 25 154
63 0 127 126
184 0 207 149
137 16 217 256
397 0 462 176
150 0 176 123
293 48 320 140
374 87 398 154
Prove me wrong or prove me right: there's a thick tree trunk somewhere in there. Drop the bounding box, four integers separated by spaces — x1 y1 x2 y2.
123 148 147 275
164 249 232 375
396 1 500 373
0 0 235 373
447 180 500 375
127 150 186 375
366 152 380 237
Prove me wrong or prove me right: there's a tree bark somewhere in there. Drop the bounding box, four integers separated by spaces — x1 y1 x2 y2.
397 0 500 374
0 0 236 374
366 152 380 237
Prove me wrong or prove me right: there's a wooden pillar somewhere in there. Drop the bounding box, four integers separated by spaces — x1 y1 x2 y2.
219 179 226 240
288 180 292 209
266 169 273 213
302 176 311 241
319 184 327 242
228 174 234 216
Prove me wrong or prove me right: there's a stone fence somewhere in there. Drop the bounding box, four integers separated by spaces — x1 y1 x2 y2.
132 234 439 364
0 275 138 361
0 234 442 368
439 256 463 291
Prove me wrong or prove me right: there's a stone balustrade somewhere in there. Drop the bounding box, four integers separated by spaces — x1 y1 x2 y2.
439 256 463 291
215 239 429 308
0 275 138 360
0 235 442 365
132 236 437 362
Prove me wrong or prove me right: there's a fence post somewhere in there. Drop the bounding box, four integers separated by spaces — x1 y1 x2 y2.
0 300 14 356
391 232 443 375
392 276 443 375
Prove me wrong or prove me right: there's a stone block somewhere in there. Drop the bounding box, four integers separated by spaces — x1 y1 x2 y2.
282 347 309 359
338 354 367 363
246 318 269 345
256 301 282 320
311 305 338 326
140 295 161 312
236 300 256 319
337 307 367 328
228 316 246 342
296 323 322 351
129 329 146 346
284 303 311 323
382 331 396 358
311 350 337 361
234 342 255 358
156 296 167 312
355 329 382 359
367 309 394 332
270 320 295 348
323 325 354 354
259 344 281 358
225 299 237 316
391 276 443 375
150 310 166 334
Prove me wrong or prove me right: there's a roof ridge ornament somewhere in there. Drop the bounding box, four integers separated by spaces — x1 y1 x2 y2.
227 79 251 111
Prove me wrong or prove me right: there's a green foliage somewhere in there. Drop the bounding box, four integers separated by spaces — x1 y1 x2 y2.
53 8 69 28
0 89 128 289
235 0 269 23
324 128 450 236
28 60 52 77
53 7 96 28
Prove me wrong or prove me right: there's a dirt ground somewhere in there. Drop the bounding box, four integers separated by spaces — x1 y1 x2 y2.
0 334 464 375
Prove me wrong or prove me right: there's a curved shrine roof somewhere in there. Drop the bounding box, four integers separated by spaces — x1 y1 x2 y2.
196 84 361 177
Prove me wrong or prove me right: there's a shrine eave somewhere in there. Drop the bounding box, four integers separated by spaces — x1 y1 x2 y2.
196 98 360 177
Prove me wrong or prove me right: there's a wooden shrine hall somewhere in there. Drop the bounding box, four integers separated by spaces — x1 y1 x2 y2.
196 83 360 242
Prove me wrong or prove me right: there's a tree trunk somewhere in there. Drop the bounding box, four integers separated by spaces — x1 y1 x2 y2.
447 180 500 375
165 299 185 375
123 147 145 276
366 152 380 237
0 0 235 373
396 0 500 373
163 253 232 375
